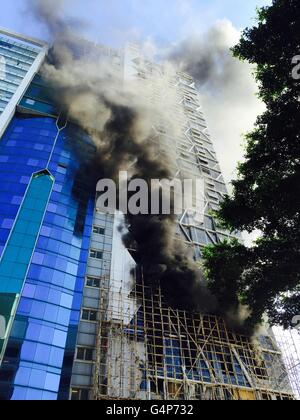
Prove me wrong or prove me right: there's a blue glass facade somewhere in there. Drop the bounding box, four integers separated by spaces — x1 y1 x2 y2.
0 76 96 400
0 171 54 295
0 170 54 360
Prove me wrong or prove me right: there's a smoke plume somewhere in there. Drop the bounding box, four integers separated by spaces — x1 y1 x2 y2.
168 22 265 329
25 0 219 314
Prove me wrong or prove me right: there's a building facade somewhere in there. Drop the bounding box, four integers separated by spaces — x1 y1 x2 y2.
0 30 297 400
85 45 296 401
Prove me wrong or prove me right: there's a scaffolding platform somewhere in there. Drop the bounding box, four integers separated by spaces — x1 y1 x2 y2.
92 281 298 401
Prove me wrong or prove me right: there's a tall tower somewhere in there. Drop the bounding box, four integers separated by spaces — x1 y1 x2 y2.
0 32 298 400
86 45 296 401
0 28 48 138
0 30 99 401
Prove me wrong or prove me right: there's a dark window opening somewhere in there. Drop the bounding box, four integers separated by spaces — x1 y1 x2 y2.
70 388 90 401
89 250 103 260
93 226 105 235
86 276 101 288
76 347 94 362
82 309 97 322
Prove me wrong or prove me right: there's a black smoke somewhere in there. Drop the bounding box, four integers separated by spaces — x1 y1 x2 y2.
26 0 255 323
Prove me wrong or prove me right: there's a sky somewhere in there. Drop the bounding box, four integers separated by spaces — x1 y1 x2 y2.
0 0 272 47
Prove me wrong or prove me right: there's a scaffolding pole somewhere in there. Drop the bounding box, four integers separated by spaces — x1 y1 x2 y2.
92 280 298 401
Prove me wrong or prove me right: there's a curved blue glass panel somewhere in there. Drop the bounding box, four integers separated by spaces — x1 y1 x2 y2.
0 171 53 361
0 171 53 295
0 114 95 401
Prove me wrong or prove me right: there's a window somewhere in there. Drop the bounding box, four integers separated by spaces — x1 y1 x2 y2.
202 168 211 175
57 164 67 175
86 276 101 288
207 182 215 189
200 159 209 166
89 250 103 260
207 191 219 200
70 388 90 401
93 226 105 235
25 98 35 105
81 309 97 322
76 347 94 362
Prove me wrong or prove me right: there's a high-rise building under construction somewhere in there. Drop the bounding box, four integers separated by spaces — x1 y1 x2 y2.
0 28 299 401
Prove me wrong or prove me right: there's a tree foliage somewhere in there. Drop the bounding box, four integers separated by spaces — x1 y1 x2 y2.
203 0 300 329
